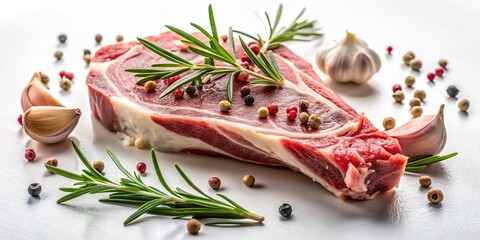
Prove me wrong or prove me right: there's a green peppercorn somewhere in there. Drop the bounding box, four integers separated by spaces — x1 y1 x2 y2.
413 89 426 101
116 35 124 42
403 51 415 65
59 78 71 91
299 100 310 111
393 90 405 103
243 174 255 187
409 98 421 108
299 112 309 124
308 114 322 129
411 106 423 118
144 81 157 93
410 59 422 71
83 54 91 65
257 107 269 118
427 188 443 204
186 86 196 96
93 160 105 173
405 75 415 87
218 100 231 112
54 50 63 60
419 175 432 188
383 117 395 130
40 73 50 84
187 219 201 234
458 99 470 112
438 59 448 69
95 34 103 44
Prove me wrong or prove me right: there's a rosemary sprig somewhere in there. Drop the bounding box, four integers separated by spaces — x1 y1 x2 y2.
405 152 457 173
126 5 284 102
46 141 264 226
233 4 322 52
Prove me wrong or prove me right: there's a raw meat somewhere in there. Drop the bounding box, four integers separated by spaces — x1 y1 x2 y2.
86 31 407 200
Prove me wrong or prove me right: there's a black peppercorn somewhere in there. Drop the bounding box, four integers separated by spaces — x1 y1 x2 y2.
279 203 292 218
28 183 42 197
58 33 67 43
244 95 254 105
240 86 251 96
186 86 196 96
83 49 91 56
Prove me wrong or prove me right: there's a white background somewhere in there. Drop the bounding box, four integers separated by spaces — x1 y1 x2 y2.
1 0 479 239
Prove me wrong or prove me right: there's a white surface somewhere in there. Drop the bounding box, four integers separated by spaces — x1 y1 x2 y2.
1 0 479 239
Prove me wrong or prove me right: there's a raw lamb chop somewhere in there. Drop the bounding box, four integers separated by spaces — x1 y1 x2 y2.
86 31 407 200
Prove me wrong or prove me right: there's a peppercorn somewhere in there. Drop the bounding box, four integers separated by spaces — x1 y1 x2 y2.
435 67 445 77
180 86 194 97
244 95 255 105
286 106 298 113
187 219 201 234
59 70 66 78
279 203 292 218
410 59 422 71
173 88 184 99
54 50 63 60
60 78 72 91
218 100 231 112
393 90 405 103
40 73 50 84
267 104 279 115
83 54 91 65
257 107 269 118
427 72 436 82
404 75 415 87
438 59 448 69
308 114 322 128
299 112 309 124
409 98 421 108
287 110 297 121
240 86 251 96
134 138 146 149
220 35 228 42
45 158 58 167
83 49 91 56
427 188 443 204
419 175 432 188
458 99 470 112
386 45 393 55
137 162 147 173
240 53 250 62
411 106 423 118
236 72 249 82
58 33 67 43
383 117 395 130
446 85 459 98
299 100 310 111
248 41 258 47
403 51 415 65
18 114 23 126
413 89 426 101
116 35 124 42
65 72 74 81
243 174 255 187
95 34 103 44
28 183 42 197
249 44 260 54
144 81 157 93
392 84 402 93
93 160 105 172
208 177 221 190
25 149 36 161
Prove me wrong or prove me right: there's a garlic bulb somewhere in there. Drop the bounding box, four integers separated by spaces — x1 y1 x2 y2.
386 104 446 157
23 106 82 144
21 72 63 112
316 32 381 84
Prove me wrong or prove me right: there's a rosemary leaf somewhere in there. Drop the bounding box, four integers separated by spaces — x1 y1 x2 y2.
159 70 209 99
227 72 236 102
407 152 458 167
208 4 218 40
137 38 193 66
124 198 168 226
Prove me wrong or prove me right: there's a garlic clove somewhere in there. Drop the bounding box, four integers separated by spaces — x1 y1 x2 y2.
23 106 82 144
386 104 446 157
21 72 63 112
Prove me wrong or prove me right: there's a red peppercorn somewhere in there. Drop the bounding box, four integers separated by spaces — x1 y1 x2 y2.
136 162 147 173
220 35 228 42
240 53 250 62
249 44 260 54
166 75 180 85
18 114 23 126
287 110 297 121
173 88 184 99
267 104 279 115
25 149 36 161
392 84 402 93
286 105 298 113
236 72 249 82
179 43 188 52
427 72 436 82
248 41 258 47
386 45 393 55
435 67 445 77
65 72 74 81
59 70 66 78
241 62 250 69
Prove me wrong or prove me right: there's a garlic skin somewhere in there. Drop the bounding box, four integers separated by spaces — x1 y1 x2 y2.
316 32 381 84
23 106 82 144
21 72 63 112
386 104 446 157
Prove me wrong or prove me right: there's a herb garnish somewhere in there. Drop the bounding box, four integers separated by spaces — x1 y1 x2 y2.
46 141 264 226
126 4 321 102
405 152 457 173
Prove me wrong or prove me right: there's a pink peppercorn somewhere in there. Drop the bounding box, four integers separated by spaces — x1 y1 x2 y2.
392 84 402 93
248 41 257 47
220 35 228 42
435 67 445 77
136 162 147 173
249 44 260 54
166 75 180 85
236 72 249 82
427 72 436 82
59 70 66 78
18 114 23 126
268 104 279 115
286 105 298 113
386 45 393 55
173 88 184 99
240 53 250 62
287 110 297 121
65 72 74 80
25 149 36 161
